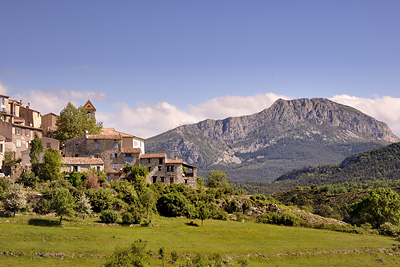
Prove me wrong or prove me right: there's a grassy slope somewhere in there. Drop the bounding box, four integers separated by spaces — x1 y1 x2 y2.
0 216 399 266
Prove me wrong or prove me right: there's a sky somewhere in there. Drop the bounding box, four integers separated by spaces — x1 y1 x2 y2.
1 0 400 138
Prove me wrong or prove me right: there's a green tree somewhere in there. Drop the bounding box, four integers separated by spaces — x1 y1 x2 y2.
156 193 190 217
51 188 76 225
54 102 102 147
76 193 92 220
207 170 229 188
197 202 210 226
3 183 27 217
29 133 43 175
41 148 62 182
350 188 400 228
123 164 149 189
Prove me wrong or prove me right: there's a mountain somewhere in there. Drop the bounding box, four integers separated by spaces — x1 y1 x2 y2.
145 98 399 182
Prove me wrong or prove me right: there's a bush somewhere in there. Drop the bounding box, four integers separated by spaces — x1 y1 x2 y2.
257 211 299 226
378 222 400 237
121 212 141 225
156 193 190 217
100 210 119 223
33 198 51 215
17 172 37 188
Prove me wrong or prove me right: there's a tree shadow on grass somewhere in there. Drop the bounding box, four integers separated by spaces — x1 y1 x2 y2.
185 221 200 227
28 218 60 227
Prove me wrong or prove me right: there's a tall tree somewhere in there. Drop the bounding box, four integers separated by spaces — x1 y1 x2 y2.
76 193 92 220
206 170 229 188
29 133 43 175
51 188 76 225
3 183 27 217
41 148 62 182
55 102 102 147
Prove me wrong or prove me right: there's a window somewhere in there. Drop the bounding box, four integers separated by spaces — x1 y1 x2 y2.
161 177 165 183
152 176 157 183
167 166 170 172
75 143 79 149
113 163 118 169
95 143 99 149
148 159 151 163
97 166 101 171
148 167 151 172
16 128 20 135
26 129 30 136
114 143 118 149
94 154 99 158
159 158 163 164
46 142 51 148
171 166 174 172
125 154 132 164
170 177 174 184
185 179 188 184
16 140 21 148
158 166 161 171
25 142 29 149
75 154 79 157
1 107 5 112
111 153 117 158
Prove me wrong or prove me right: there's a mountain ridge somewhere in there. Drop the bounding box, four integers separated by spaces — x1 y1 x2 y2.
146 98 399 182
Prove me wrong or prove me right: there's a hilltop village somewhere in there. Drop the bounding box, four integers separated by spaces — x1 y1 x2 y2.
0 95 197 188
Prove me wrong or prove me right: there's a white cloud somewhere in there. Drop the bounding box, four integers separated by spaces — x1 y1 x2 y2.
12 89 107 115
191 93 288 119
97 93 290 138
0 79 8 95
97 101 200 138
330 94 400 137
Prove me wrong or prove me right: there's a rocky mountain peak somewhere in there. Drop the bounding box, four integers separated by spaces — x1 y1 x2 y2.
146 98 399 182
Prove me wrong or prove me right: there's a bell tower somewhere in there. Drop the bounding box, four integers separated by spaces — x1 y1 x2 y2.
83 100 96 118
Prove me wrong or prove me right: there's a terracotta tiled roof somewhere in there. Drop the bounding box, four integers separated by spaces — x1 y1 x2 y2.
165 158 183 164
140 153 166 159
121 148 142 154
61 157 104 165
83 100 96 111
86 128 146 141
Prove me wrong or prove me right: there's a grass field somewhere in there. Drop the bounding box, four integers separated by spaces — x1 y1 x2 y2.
0 215 399 266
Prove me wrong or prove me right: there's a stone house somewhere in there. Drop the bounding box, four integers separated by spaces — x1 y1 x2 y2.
64 128 197 188
0 95 43 160
61 157 104 173
21 137 60 166
140 153 197 188
64 128 145 180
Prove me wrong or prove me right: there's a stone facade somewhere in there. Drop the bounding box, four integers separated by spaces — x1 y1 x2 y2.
140 154 197 189
61 157 104 173
64 128 144 180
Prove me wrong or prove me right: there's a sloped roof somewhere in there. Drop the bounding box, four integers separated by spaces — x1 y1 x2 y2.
165 158 183 164
140 153 166 159
83 100 96 111
61 157 104 165
86 128 146 141
121 148 142 154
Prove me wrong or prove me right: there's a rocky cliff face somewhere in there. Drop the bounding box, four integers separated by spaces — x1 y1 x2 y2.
146 98 399 182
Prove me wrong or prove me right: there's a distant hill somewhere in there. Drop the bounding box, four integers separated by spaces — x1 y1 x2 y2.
146 98 399 182
235 142 400 195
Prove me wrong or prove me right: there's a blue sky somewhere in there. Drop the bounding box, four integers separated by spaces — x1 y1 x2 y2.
1 1 400 138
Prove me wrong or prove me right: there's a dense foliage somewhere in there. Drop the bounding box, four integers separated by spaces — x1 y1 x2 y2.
53 102 103 147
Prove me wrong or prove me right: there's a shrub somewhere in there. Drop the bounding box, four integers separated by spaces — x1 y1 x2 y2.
378 222 400 237
100 210 119 223
156 193 190 217
17 172 37 188
34 198 51 215
121 212 141 225
256 211 299 226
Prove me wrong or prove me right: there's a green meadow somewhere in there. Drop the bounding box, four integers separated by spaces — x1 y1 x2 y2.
0 216 399 266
